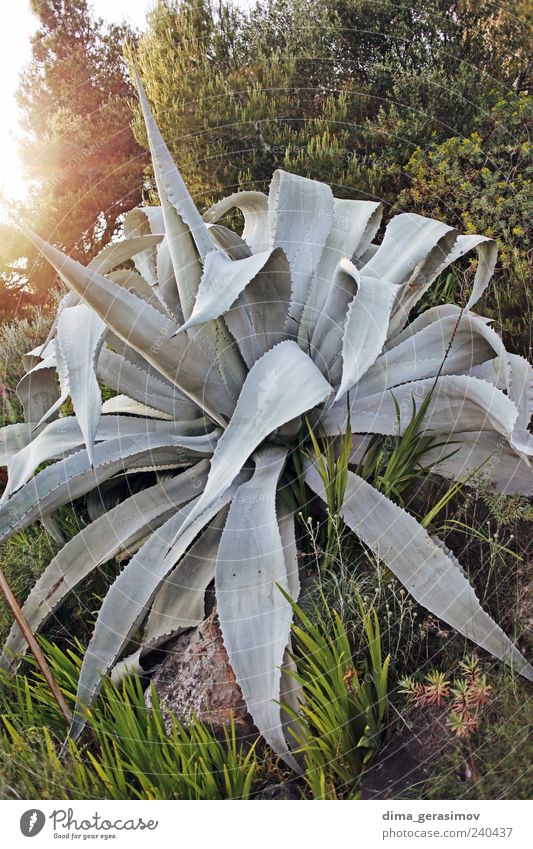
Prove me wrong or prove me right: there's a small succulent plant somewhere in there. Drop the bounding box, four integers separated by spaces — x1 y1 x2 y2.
0 73 531 768
400 656 493 739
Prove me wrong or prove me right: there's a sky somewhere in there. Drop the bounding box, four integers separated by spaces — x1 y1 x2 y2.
0 1 154 203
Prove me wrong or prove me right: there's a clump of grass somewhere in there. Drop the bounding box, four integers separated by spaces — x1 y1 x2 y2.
297 396 461 670
356 392 446 505
0 527 59 643
0 591 391 801
304 416 352 570
283 591 390 799
0 513 120 654
0 639 258 800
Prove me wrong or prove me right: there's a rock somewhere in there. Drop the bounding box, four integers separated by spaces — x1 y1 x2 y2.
258 781 302 800
145 610 257 741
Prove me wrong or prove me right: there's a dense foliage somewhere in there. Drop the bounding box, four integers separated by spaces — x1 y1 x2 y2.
0 0 531 801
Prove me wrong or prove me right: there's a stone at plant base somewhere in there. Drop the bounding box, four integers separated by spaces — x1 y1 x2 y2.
258 781 302 800
145 610 257 740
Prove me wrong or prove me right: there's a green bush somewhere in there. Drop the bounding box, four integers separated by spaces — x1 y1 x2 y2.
396 94 533 357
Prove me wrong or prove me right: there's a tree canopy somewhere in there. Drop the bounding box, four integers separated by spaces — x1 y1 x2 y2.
2 0 530 334
131 0 532 203
1 0 146 305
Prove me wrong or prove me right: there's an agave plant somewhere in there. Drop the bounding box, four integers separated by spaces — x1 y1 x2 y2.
1 75 532 768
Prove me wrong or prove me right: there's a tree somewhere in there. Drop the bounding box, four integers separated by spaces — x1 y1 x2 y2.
131 0 351 204
132 0 531 207
1 0 146 302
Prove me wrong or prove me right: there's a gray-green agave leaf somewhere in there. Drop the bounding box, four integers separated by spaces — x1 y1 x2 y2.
216 445 299 770
70 477 247 739
305 460 533 680
1 463 210 672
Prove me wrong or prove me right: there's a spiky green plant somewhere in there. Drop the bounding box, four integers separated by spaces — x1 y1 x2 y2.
283 592 389 798
0 73 532 769
0 640 258 800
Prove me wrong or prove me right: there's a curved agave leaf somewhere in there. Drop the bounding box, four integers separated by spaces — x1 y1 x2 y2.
52 267 171 445
2 415 118 498
269 170 334 328
91 233 164 279
96 347 199 420
223 252 292 369
39 514 67 545
443 235 498 311
56 304 105 465
0 422 33 466
178 341 332 537
176 246 289 335
469 357 507 390
206 223 252 259
388 234 498 336
22 340 56 372
322 375 519 442
16 356 61 425
0 463 210 672
0 431 213 546
421 431 533 495
216 446 300 770
305 461 533 679
357 309 508 399
38 345 71 430
2 415 216 500
203 190 270 254
309 257 359 380
384 303 467 350
21 227 234 425
361 212 455 286
299 198 382 345
70 477 246 739
336 270 398 400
